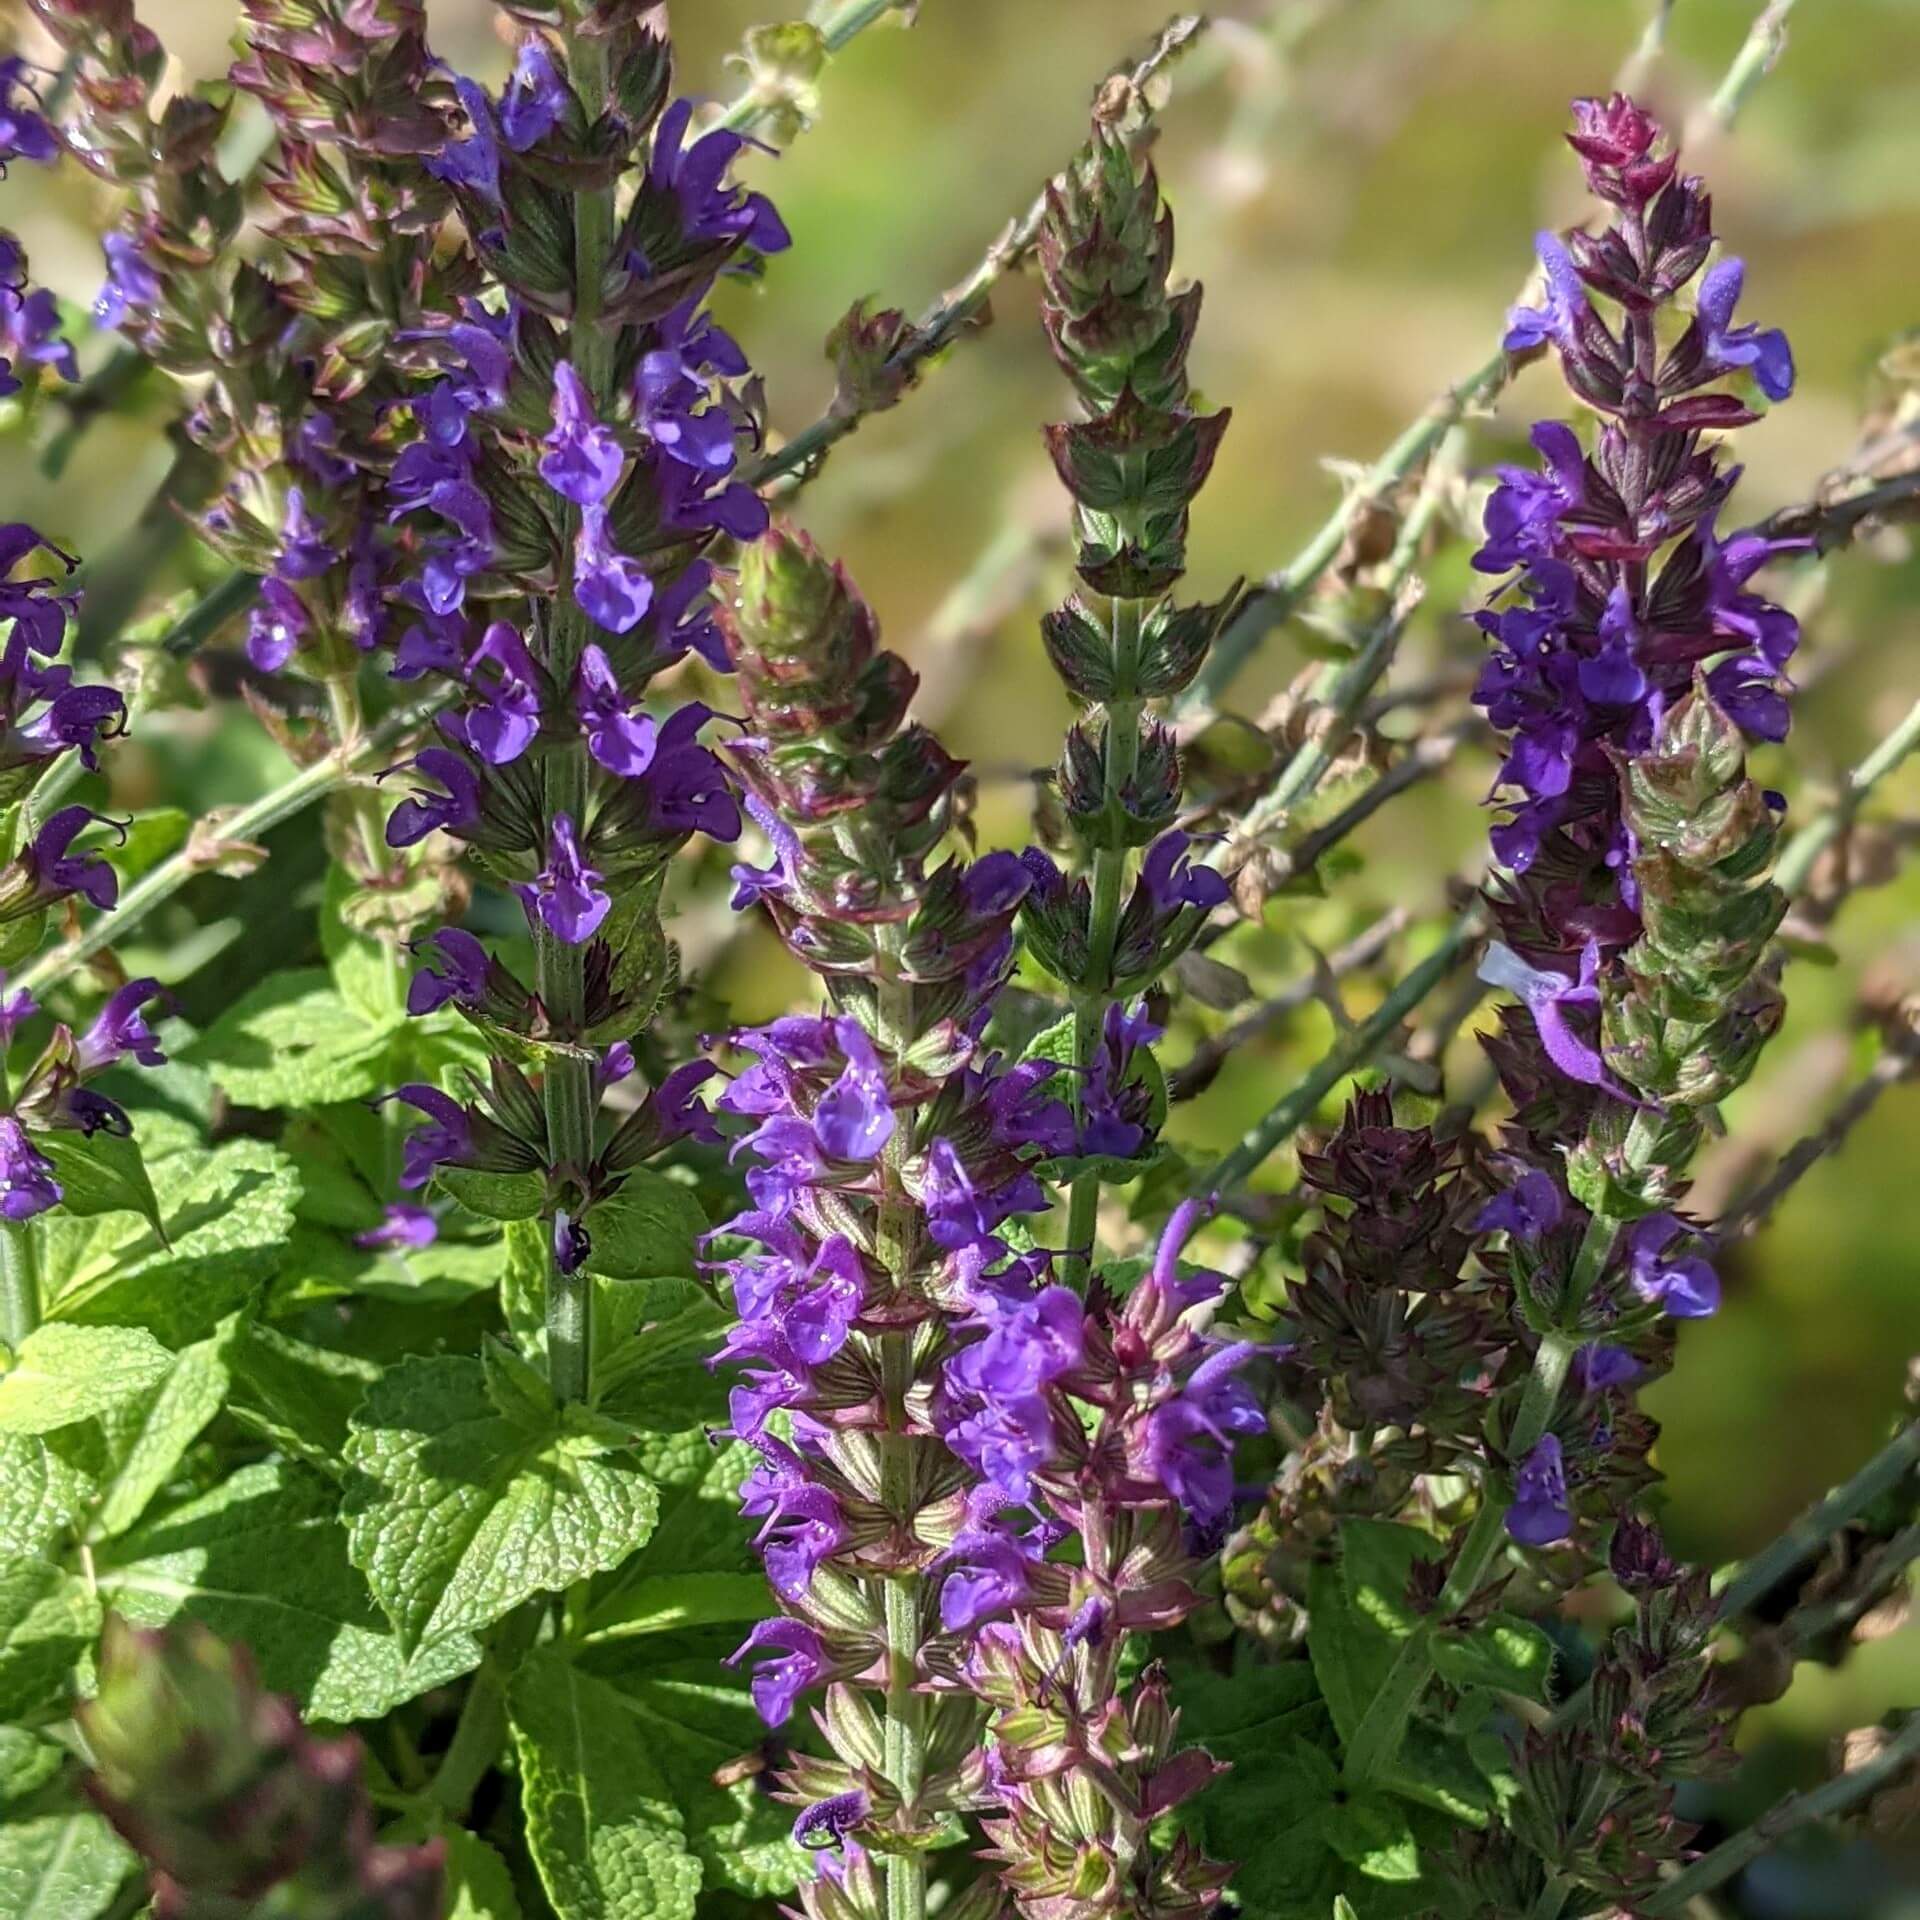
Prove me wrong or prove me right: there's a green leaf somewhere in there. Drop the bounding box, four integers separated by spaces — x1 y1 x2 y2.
85 1318 237 1540
440 1824 524 1920
0 1325 172 1435
502 1217 546 1355
188 969 398 1107
44 1139 301 1346
1325 1793 1420 1884
435 1166 546 1222
583 1172 706 1283
345 1355 660 1653
1308 1524 1442 1746
570 1642 806 1901
0 1797 134 1920
322 861 408 1028
96 1459 479 1724
591 1280 730 1431
0 1556 101 1721
226 1322 380 1474
34 1131 163 1240
1430 1613 1556 1703
0 1728 64 1810
0 1435 96 1558
510 1648 702 1920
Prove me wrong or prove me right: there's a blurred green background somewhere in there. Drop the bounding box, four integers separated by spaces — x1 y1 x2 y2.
5 0 1918 1813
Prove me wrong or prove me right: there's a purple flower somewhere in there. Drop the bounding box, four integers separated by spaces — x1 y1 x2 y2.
246 579 309 673
740 1445 848 1600
1478 939 1622 1093
27 808 121 911
385 748 482 848
573 506 652 635
1474 422 1587 574
1141 1345 1264 1533
1503 232 1588 354
381 1085 475 1190
813 1020 892 1161
922 1138 1046 1259
1139 831 1230 914
354 1204 439 1252
448 621 541 766
407 928 492 1016
724 1224 866 1368
1573 1343 1642 1392
0 523 78 656
275 488 340 581
553 1211 591 1274
729 793 801 909
0 283 76 383
939 1523 1044 1633
639 705 739 840
1625 1212 1720 1318
575 645 658 776
0 1115 59 1220
516 813 610 945
499 37 570 151
1507 1434 1572 1546
425 76 501 202
792 1789 867 1855
76 979 165 1074
0 58 59 170
727 1618 831 1727
1694 257 1794 403
93 232 161 329
1473 1167 1564 1240
1079 1001 1162 1160
649 99 791 256
539 363 624 508
634 345 739 475
0 977 35 1047
597 1042 635 1090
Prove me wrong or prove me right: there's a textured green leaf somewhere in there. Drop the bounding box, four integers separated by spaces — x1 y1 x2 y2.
583 1173 706 1283
85 1318 237 1539
591 1281 731 1431
502 1217 546 1355
226 1322 380 1474
0 1728 65 1809
435 1167 546 1222
45 1139 300 1345
0 1797 133 1920
1307 1524 1442 1746
0 1325 172 1435
1429 1613 1555 1703
96 1459 478 1724
510 1649 702 1920
322 861 409 1029
0 1435 96 1558
440 1824 524 1920
188 969 397 1107
34 1130 163 1239
0 1557 100 1721
1325 1793 1420 1884
345 1356 660 1652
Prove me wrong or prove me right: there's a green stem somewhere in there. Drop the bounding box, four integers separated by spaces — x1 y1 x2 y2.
427 1665 508 1818
1640 1710 1920 1917
0 1225 39 1348
1774 697 1920 898
1063 594 1144 1280
536 25 622 1411
872 961 926 1920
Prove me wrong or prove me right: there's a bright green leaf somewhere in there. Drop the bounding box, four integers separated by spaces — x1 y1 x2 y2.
0 1796 134 1920
435 1166 546 1223
225 1322 380 1474
1430 1613 1556 1704
34 1131 163 1240
0 1325 172 1435
1325 1792 1420 1884
188 970 397 1108
0 1556 100 1721
0 1434 96 1558
345 1356 660 1653
583 1172 706 1284
85 1318 237 1539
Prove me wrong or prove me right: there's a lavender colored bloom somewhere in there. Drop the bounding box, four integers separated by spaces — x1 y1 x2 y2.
275 488 339 581
812 1020 892 1161
1507 1433 1573 1546
1139 830 1230 914
75 979 165 1074
552 1211 591 1274
939 1524 1042 1633
1625 1212 1720 1318
649 100 791 256
1079 1001 1162 1160
424 75 501 202
729 793 801 909
384 748 481 848
792 1789 867 1856
922 1137 1046 1258
597 1041 635 1090
381 1084 474 1190
28 807 120 911
354 1204 439 1252
634 344 739 474
1141 1343 1264 1533
1694 258 1794 402
93 232 161 329
1473 1167 1564 1240
0 58 58 170
1478 940 1620 1093
655 1063 722 1147
391 614 469 683
0 283 76 383
1503 231 1587 354
499 36 570 151
727 1618 831 1727
1573 1343 1642 1392
1474 422 1587 574
539 362 624 508
740 1443 848 1600
575 645 658 776
0 1115 59 1220
246 579 309 673
573 506 652 634
516 813 610 944
449 621 541 766
639 705 739 840
0 977 35 1047
407 928 491 1016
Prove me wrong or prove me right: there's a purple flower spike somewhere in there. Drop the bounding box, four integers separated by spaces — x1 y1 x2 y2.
1695 258 1794 402
76 979 166 1074
517 813 610 945
539 363 624 508
93 232 161 328
384 748 481 848
380 1084 474 1191
813 1020 893 1161
727 1618 831 1727
354 1204 439 1252
1507 1434 1573 1546
1625 1213 1720 1318
0 1116 60 1220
